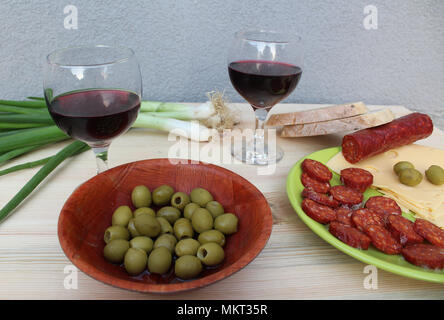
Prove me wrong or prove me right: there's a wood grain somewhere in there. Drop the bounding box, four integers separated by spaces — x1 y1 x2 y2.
0 103 443 299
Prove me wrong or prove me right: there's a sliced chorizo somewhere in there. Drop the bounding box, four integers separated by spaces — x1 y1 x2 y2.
301 198 336 224
365 196 402 218
301 159 332 183
387 215 423 246
364 224 402 255
301 188 339 208
414 219 444 249
340 168 374 192
330 185 363 206
352 208 385 231
402 244 444 269
335 207 354 226
329 221 371 250
301 172 330 194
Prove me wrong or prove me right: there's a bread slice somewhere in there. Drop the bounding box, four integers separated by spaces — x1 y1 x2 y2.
266 102 368 127
281 108 395 137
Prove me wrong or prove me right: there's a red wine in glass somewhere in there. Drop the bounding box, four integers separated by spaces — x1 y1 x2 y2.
47 89 140 145
228 60 302 109
227 30 303 165
44 45 142 174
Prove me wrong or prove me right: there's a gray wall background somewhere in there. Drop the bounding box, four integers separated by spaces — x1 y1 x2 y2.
0 0 443 127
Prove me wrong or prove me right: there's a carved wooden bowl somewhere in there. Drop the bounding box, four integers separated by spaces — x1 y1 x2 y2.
58 159 273 293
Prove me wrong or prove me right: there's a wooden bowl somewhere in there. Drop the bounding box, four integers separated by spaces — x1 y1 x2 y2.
58 159 272 293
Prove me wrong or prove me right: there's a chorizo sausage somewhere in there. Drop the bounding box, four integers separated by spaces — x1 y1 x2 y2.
402 244 444 269
329 221 371 250
301 159 332 183
342 113 433 163
340 168 373 192
301 198 336 224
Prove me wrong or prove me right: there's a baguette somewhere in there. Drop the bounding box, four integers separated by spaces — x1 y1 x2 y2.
281 109 395 137
266 102 368 127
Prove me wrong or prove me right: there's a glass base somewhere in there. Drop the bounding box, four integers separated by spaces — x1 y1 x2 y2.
231 139 284 165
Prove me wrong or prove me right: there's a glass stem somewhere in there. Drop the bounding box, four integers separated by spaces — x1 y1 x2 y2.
254 108 268 150
92 146 109 174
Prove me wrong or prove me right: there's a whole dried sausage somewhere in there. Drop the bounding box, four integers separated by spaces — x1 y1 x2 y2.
342 113 433 163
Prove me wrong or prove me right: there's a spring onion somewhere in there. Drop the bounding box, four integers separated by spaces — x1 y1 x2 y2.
0 99 46 108
0 104 48 114
133 113 214 141
0 143 90 177
0 145 44 166
0 126 68 154
0 140 88 223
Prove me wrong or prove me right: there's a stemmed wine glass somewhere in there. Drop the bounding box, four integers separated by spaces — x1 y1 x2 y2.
228 30 303 165
44 45 142 174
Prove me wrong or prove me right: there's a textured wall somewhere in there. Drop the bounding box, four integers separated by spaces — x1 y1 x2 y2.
0 0 443 127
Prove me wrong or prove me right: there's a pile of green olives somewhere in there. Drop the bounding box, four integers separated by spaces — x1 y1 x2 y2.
393 161 444 187
102 185 239 280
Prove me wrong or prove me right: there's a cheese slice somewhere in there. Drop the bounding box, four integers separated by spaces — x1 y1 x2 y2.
326 144 444 228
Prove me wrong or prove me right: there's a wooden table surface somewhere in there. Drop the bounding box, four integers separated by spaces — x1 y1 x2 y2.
1 103 443 300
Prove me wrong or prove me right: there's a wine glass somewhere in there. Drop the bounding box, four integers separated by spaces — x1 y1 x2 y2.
44 45 142 174
228 30 303 165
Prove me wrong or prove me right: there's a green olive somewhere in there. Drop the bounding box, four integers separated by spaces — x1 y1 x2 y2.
153 234 177 253
191 208 214 233
128 218 140 238
214 213 238 235
133 207 156 218
197 242 225 266
157 206 181 224
157 217 173 234
198 229 226 246
205 201 224 219
134 214 161 237
184 203 200 220
111 206 133 227
103 239 129 264
130 236 153 254
175 238 201 257
124 248 147 276
174 218 194 240
152 185 175 206
131 185 152 208
190 188 214 207
171 192 191 210
174 255 202 280
393 161 415 175
104 225 130 244
148 247 172 274
425 165 444 185
398 168 423 187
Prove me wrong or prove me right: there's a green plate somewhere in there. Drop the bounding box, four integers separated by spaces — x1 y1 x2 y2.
286 146 444 283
